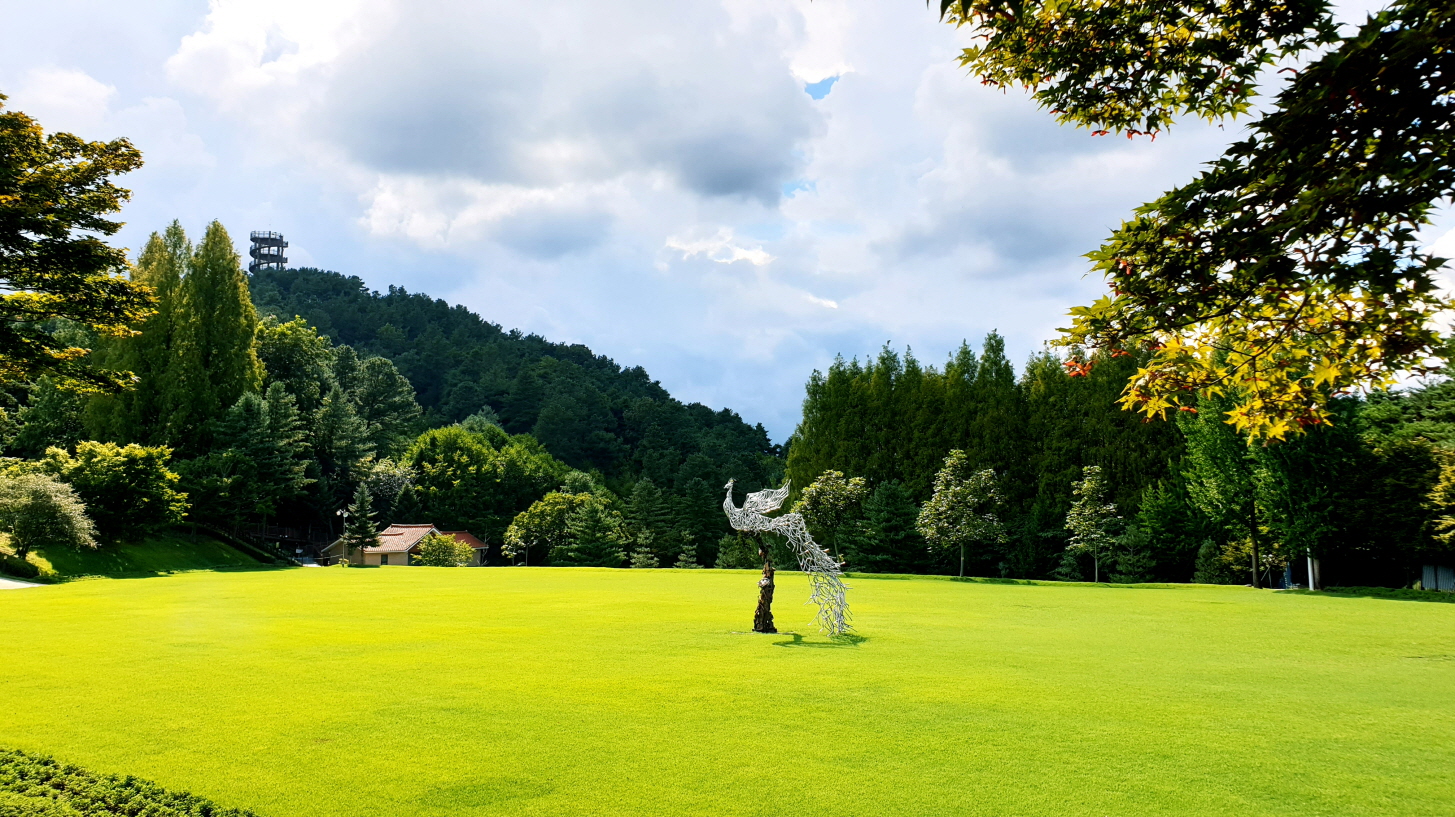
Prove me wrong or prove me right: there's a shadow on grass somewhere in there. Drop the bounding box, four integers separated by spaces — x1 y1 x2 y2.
843 572 1190 589
773 632 868 648
59 564 295 583
1279 586 1455 604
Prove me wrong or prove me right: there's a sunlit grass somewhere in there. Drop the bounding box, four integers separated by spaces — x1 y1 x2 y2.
2 568 1452 816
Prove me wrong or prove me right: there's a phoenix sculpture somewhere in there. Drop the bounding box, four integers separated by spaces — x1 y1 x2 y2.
723 479 852 636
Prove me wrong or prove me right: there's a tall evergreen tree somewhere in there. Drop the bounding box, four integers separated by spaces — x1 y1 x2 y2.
1180 394 1262 587
311 386 375 513
337 483 379 562
169 221 263 449
559 501 627 568
86 222 189 444
858 481 928 573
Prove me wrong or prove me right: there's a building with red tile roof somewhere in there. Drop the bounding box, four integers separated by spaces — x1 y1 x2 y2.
323 524 488 566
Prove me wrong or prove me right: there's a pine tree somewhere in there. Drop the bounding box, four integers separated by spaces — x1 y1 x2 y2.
169 221 263 450
215 383 312 518
391 483 424 525
627 478 672 559
314 387 375 482
337 483 379 563
859 481 927 573
1180 393 1261 587
559 501 626 567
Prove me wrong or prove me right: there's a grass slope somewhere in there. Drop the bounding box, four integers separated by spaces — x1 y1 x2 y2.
1 569 1452 817
19 531 264 580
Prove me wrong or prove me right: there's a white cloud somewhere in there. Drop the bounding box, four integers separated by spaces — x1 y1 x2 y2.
666 230 775 267
6 0 1294 439
7 67 115 132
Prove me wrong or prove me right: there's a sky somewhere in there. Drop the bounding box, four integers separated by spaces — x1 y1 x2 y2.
1 0 1442 442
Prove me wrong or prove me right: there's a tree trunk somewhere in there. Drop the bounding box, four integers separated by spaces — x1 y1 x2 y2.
959 543 964 578
1248 505 1262 589
752 535 776 633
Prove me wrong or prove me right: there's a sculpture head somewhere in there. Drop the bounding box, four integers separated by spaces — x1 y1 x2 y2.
723 478 736 491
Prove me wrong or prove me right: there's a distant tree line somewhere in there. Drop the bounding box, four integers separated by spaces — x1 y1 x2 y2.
786 336 1455 588
2 223 782 570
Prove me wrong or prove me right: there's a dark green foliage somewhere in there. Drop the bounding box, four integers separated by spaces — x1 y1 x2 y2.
39 441 187 542
714 533 759 569
1194 538 1246 585
0 96 152 393
337 483 379 560
200 384 312 521
559 501 627 567
7 377 84 458
249 267 781 498
856 482 929 574
790 337 1178 577
169 222 263 449
84 223 188 445
0 747 260 816
390 483 424 525
1109 524 1156 584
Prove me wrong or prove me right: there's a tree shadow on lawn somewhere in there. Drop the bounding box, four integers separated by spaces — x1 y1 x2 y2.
773 632 869 648
60 564 296 583
1279 586 1455 604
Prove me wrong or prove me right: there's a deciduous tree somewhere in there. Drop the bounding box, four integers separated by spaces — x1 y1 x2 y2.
415 531 472 566
0 95 151 392
40 441 186 543
0 471 96 558
915 452 1004 578
1064 465 1120 583
940 0 1455 439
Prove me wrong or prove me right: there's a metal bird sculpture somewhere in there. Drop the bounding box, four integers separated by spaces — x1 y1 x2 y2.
723 478 852 636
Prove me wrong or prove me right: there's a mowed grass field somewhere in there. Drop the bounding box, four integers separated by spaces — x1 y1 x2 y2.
3 568 1453 817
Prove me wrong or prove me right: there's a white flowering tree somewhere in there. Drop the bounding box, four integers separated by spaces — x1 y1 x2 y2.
915 450 1004 578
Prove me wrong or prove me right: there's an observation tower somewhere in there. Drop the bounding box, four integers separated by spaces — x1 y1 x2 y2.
249 231 289 273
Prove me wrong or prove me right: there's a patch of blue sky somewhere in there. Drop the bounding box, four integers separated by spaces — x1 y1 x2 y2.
782 179 816 198
804 76 838 100
738 221 790 242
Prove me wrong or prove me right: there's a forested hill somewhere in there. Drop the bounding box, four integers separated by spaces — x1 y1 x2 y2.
249 267 781 492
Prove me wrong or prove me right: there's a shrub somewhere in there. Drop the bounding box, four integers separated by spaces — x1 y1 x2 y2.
0 472 96 558
41 442 187 542
0 747 261 816
415 532 472 567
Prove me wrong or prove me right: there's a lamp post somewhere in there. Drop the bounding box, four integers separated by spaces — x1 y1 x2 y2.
336 508 349 565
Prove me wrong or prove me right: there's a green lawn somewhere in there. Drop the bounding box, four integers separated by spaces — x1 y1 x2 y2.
2 568 1452 817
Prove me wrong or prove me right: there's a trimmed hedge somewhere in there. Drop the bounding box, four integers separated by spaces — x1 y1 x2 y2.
0 748 260 817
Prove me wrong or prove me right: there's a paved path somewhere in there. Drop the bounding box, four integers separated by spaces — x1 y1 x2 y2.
0 577 43 589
